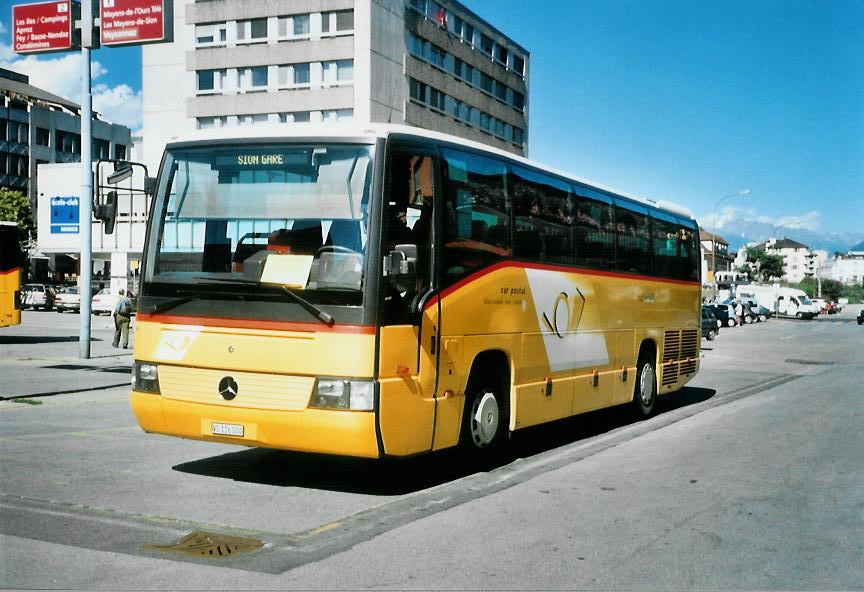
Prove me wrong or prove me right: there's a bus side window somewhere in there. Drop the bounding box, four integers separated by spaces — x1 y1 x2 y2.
441 148 509 284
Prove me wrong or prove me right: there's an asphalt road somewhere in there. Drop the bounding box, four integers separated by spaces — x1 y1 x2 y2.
1 309 862 589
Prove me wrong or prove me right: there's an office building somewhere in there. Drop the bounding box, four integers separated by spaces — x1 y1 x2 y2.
1 67 132 282
142 0 530 168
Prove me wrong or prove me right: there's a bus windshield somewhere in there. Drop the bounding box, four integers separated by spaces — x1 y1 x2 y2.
143 143 374 313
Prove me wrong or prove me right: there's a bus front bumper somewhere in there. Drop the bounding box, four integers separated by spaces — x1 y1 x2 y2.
130 391 381 458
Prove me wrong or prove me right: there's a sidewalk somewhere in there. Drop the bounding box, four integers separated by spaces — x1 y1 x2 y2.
0 311 134 400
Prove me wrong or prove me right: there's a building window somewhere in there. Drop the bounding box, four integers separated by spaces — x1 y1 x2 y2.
238 18 268 42
336 10 354 31
480 73 494 95
35 127 50 147
480 34 494 58
195 23 227 46
197 70 215 91
293 14 309 35
512 91 525 111
293 63 310 85
197 69 228 93
114 144 127 160
93 139 110 160
512 54 525 76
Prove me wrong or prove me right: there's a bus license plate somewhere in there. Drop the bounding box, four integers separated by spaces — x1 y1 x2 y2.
212 422 244 437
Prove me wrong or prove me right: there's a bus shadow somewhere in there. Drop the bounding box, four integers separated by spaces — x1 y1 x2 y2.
173 385 716 495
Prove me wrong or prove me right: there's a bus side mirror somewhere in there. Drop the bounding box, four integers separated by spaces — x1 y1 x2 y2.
385 244 417 277
95 190 117 234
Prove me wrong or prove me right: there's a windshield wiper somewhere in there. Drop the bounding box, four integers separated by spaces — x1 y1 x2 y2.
194 277 334 327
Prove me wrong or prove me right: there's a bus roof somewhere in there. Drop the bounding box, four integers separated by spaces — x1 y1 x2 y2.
163 123 695 221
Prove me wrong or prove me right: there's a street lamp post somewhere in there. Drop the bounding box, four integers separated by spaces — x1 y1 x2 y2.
711 189 750 298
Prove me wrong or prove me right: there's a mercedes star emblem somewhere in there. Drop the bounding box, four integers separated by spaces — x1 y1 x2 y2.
218 376 238 401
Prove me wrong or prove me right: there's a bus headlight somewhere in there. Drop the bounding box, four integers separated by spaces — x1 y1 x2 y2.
310 378 374 411
133 361 161 394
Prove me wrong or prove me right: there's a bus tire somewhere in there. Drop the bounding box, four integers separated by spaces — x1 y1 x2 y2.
460 374 507 455
632 353 657 417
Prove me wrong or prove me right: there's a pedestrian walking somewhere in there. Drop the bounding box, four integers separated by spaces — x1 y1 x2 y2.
734 300 743 326
113 289 133 348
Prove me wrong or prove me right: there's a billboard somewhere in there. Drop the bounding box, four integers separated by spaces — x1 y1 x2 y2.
99 0 172 46
12 0 76 54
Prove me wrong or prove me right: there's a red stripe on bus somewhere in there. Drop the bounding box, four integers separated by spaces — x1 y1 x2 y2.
0 267 22 277
426 261 699 309
136 313 376 334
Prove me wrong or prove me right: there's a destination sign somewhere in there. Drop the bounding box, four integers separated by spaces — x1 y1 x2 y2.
214 150 313 169
100 0 172 46
12 0 75 54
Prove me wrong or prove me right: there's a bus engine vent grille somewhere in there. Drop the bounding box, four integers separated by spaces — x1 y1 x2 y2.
663 331 681 363
662 329 699 386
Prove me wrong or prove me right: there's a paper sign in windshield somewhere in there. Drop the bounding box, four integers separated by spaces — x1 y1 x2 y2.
261 254 314 288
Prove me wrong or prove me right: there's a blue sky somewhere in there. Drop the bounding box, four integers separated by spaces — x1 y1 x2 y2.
2 0 862 236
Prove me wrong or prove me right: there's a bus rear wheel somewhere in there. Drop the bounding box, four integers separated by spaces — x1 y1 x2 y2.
632 354 657 417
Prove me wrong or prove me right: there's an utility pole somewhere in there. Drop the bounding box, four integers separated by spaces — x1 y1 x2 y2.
78 0 96 358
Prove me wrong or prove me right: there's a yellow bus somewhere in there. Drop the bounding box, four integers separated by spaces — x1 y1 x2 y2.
130 126 700 458
0 222 24 328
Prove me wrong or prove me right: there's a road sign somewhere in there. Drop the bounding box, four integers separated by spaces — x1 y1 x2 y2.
12 0 76 54
99 0 172 46
50 196 80 234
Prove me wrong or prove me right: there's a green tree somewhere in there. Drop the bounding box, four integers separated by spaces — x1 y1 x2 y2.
821 279 843 301
745 247 786 282
0 188 34 244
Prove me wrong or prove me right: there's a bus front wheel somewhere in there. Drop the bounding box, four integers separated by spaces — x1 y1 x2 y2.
632 354 657 417
461 382 507 454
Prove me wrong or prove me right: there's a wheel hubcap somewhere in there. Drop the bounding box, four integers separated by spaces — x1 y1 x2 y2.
471 391 499 447
639 364 655 406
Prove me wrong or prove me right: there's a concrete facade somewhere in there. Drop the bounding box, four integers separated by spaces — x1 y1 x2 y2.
142 0 529 170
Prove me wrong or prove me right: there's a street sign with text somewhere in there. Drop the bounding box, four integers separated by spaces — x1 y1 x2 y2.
12 0 77 54
99 0 173 46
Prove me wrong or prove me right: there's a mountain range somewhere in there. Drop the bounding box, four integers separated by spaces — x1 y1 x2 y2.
709 217 864 255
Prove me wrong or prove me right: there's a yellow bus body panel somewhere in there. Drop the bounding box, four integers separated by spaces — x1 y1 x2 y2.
130 318 380 458
433 264 700 432
0 268 21 328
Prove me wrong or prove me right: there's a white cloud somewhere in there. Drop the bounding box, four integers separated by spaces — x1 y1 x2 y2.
92 82 142 130
0 41 140 129
701 206 822 233
752 211 821 232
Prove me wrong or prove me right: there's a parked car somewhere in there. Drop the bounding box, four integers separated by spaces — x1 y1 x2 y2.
21 284 55 310
744 303 772 322
54 286 81 313
857 309 863 325
91 288 136 315
709 303 737 327
721 298 758 324
701 306 719 340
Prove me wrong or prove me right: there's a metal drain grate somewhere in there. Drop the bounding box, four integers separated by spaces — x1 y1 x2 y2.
147 531 264 558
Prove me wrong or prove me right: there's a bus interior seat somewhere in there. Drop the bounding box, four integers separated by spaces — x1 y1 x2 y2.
268 223 323 255
327 219 363 252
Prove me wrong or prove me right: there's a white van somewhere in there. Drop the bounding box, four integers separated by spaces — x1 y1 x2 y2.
736 285 819 320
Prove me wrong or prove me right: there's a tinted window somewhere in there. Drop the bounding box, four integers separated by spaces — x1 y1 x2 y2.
442 149 509 283
510 166 572 264
679 220 700 281
572 188 615 269
614 204 652 275
650 212 679 278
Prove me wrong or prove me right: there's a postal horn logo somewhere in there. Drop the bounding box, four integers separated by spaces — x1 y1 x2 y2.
218 376 238 401
541 287 586 338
